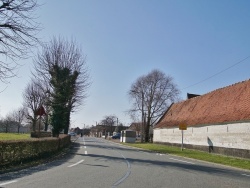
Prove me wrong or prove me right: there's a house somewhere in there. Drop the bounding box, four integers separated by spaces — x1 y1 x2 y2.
154 79 250 158
128 122 143 136
129 122 154 141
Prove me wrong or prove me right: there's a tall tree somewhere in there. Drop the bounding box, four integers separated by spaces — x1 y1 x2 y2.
129 69 180 142
34 37 90 136
0 0 40 82
49 65 79 136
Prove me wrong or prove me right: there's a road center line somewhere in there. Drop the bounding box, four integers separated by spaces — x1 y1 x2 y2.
169 157 195 164
0 180 18 186
68 159 84 168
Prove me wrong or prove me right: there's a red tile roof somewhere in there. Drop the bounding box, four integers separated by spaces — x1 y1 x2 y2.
155 79 250 128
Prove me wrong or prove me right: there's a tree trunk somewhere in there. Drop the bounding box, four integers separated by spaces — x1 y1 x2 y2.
44 115 49 131
144 122 150 142
64 110 70 134
144 114 151 142
17 125 20 133
32 119 36 132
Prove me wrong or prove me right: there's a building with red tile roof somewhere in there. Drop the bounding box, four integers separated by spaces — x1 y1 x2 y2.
153 79 250 158
128 122 143 136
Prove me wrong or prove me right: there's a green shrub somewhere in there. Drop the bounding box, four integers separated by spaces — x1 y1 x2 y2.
0 135 71 167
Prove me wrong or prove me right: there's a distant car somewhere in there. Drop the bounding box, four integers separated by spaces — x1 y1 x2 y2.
68 132 76 136
112 133 121 139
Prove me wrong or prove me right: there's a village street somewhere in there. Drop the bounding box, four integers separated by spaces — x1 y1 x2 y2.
0 137 250 188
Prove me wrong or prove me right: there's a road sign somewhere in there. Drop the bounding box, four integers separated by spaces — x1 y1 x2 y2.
35 106 46 116
179 122 187 151
179 123 187 130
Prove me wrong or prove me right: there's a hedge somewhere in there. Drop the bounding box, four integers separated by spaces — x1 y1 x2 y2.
0 134 71 167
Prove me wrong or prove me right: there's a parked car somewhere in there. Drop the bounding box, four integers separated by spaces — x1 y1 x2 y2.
112 133 121 139
68 132 76 136
136 135 141 140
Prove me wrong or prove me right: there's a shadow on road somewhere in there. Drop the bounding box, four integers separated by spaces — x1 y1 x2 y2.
81 152 246 179
81 138 248 180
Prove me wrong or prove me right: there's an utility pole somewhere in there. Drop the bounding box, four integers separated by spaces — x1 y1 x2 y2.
141 91 144 143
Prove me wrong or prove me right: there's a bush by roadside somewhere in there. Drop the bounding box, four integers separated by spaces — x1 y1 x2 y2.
0 134 71 172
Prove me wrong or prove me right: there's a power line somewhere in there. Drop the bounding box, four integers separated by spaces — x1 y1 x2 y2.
181 55 250 90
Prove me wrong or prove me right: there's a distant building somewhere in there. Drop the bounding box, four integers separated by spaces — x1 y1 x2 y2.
128 122 144 136
89 124 112 137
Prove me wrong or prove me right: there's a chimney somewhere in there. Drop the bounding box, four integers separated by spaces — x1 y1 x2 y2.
187 93 200 99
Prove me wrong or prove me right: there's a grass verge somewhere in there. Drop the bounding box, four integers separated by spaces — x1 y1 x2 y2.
0 133 30 140
123 143 250 171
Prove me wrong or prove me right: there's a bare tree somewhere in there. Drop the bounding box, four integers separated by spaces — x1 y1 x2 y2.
0 0 40 82
129 69 180 142
1 112 17 132
100 115 117 136
23 79 45 132
9 106 26 133
34 37 90 106
33 37 90 136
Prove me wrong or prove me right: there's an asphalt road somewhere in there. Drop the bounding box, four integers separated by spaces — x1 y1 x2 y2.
0 136 250 188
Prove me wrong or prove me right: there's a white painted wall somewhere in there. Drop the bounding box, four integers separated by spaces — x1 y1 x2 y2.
153 122 250 150
121 137 136 143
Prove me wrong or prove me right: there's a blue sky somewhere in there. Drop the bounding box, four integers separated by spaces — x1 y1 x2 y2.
0 0 250 128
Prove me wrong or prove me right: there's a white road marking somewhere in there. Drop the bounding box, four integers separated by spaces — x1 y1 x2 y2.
84 146 86 149
85 151 88 155
68 159 84 168
169 157 195 164
0 180 18 186
82 137 85 145
156 153 165 156
242 174 250 177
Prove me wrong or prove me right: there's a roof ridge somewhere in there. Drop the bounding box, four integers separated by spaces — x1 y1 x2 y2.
200 78 250 97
